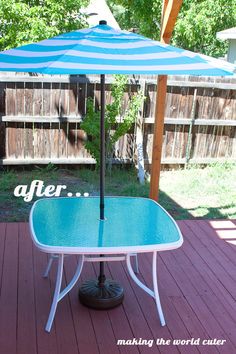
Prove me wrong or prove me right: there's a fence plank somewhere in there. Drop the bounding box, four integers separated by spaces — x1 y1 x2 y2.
25 83 34 116
0 122 5 158
42 83 51 116
33 83 43 116
24 122 33 159
69 83 78 116
0 83 5 115
78 83 86 116
50 83 60 116
15 83 25 116
6 83 16 116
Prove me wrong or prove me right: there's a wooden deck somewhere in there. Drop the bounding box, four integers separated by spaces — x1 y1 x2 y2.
0 219 236 354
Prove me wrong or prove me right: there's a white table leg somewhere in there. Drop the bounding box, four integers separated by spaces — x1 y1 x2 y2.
46 254 64 332
131 253 139 274
152 251 166 326
43 254 56 278
45 254 84 333
126 253 166 326
58 255 84 301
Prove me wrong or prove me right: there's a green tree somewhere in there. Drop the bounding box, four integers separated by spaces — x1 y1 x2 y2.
108 1 162 40
81 75 144 168
0 0 89 50
108 0 236 57
173 0 236 57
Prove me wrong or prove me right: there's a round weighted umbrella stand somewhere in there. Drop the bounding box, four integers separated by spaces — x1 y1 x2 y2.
79 277 124 309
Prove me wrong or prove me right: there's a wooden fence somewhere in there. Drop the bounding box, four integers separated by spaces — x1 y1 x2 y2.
0 73 235 166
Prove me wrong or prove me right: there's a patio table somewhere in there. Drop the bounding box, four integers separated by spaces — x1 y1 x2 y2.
29 196 183 332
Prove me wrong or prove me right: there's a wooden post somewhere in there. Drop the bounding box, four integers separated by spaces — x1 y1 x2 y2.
149 0 183 201
185 88 198 166
149 75 167 199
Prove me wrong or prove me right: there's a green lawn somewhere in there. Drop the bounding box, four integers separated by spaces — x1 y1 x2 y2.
0 162 235 222
159 162 236 219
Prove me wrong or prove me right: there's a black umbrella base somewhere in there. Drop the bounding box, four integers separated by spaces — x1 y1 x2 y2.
79 279 124 309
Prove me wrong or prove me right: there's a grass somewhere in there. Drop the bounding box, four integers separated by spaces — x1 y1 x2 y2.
0 162 235 222
159 162 236 219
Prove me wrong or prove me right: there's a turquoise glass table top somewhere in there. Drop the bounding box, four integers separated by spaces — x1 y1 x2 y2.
30 197 183 254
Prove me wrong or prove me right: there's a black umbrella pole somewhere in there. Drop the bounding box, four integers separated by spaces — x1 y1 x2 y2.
78 71 124 310
99 74 105 286
100 74 105 221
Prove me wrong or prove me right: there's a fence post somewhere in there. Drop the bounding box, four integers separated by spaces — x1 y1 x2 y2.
135 80 146 184
185 88 197 166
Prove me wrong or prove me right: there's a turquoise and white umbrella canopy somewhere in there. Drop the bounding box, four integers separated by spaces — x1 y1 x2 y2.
0 23 235 76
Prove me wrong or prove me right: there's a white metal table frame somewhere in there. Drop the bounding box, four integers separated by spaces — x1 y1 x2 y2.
42 252 164 333
29 200 183 333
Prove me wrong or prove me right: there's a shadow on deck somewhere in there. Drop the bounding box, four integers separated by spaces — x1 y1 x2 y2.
0 220 236 354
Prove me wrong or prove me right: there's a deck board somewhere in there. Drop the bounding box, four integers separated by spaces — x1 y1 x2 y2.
31 228 58 354
0 220 236 354
64 256 99 354
0 223 18 354
17 222 37 354
0 223 6 293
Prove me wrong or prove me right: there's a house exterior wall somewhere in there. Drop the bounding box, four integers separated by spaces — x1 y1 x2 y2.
228 39 236 64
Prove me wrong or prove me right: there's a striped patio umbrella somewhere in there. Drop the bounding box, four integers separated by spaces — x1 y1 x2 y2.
0 21 234 309
0 22 235 76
